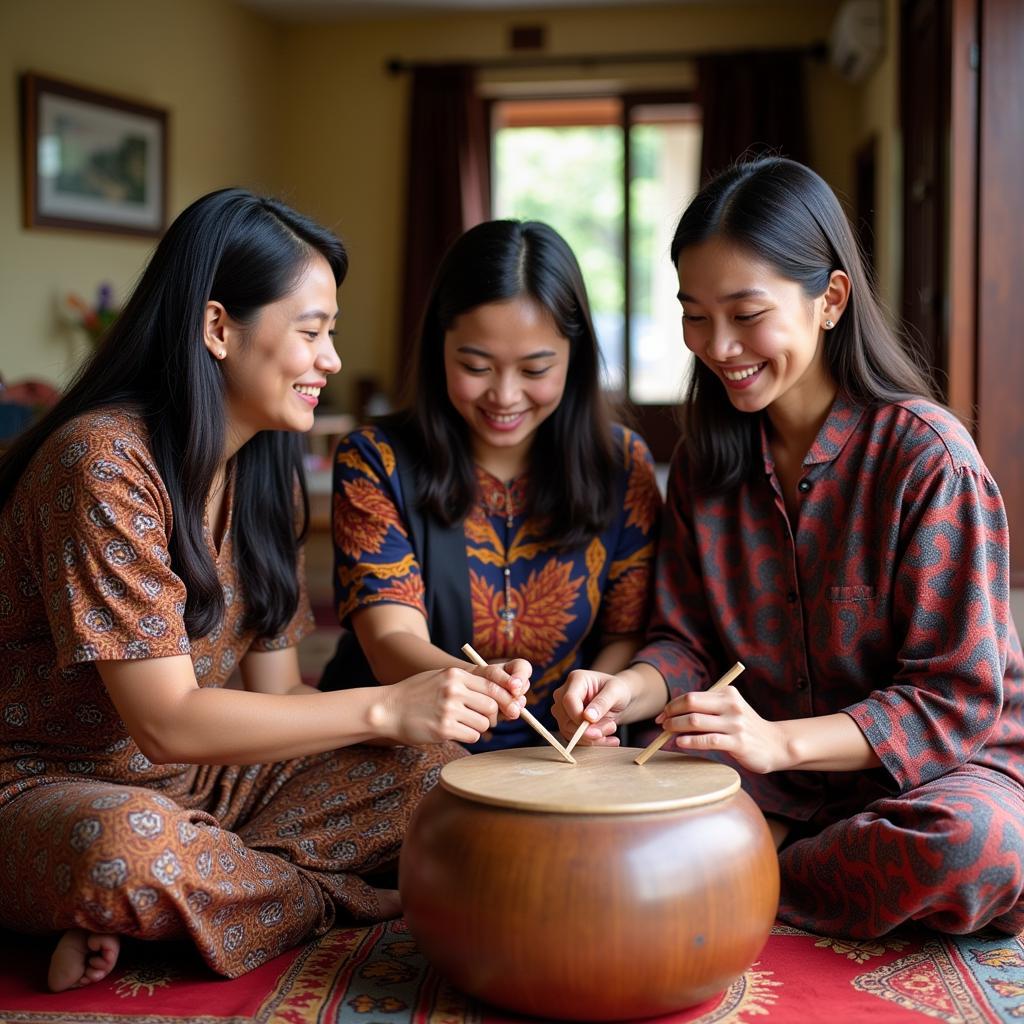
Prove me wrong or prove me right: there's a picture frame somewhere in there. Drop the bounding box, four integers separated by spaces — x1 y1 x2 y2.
21 73 168 237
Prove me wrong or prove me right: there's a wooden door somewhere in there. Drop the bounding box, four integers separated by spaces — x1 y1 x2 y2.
900 0 949 387
904 0 1024 584
976 0 1024 585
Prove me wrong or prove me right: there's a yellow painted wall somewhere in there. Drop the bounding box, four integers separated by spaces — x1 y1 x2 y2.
275 2 853 408
1 0 887 412
0 0 281 384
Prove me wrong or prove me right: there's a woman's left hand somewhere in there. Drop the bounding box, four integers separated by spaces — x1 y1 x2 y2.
657 685 789 774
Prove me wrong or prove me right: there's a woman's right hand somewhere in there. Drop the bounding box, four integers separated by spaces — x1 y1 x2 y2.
372 664 528 745
552 669 638 747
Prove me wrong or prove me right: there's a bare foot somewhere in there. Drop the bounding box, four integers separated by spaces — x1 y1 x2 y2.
48 929 120 992
373 887 402 919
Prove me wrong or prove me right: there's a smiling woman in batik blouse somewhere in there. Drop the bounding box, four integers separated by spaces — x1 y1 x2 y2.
322 220 662 750
554 157 1024 940
0 190 528 994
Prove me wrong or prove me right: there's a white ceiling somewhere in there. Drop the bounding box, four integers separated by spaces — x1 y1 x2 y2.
237 0 787 21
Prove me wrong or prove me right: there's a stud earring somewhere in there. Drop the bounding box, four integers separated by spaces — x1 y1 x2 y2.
217 349 226 360
824 319 834 329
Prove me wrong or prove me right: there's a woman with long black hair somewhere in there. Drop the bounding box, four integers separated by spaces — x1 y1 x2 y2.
0 189 525 990
555 157 1024 937
323 220 661 750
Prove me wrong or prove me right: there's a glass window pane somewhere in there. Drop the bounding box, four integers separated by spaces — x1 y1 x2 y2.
629 114 702 404
493 124 625 391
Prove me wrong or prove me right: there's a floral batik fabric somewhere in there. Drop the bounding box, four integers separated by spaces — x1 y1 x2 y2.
333 423 662 750
634 393 1024 936
0 408 460 976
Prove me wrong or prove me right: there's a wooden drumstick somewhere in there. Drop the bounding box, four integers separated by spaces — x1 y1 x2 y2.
564 718 590 755
633 661 745 766
461 643 576 764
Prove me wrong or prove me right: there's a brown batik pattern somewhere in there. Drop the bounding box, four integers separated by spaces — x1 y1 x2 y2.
0 742 457 976
0 409 463 975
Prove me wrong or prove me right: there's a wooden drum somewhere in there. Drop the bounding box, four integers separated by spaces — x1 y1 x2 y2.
399 746 779 1021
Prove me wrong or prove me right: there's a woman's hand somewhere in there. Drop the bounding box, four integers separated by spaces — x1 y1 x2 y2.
552 669 637 747
554 662 670 747
657 686 788 774
372 663 529 746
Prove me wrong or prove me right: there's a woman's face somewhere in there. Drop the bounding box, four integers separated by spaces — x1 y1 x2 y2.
675 237 836 419
443 296 570 477
216 253 342 449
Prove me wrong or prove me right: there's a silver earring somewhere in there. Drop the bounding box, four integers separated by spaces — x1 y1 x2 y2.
825 319 834 329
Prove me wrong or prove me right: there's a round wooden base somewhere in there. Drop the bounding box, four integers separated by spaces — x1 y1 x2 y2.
400 746 779 1021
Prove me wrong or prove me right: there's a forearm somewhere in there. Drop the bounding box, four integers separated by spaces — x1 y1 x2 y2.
239 646 320 696
776 712 881 772
133 686 388 765
363 630 469 683
282 681 321 695
589 634 643 676
617 662 672 722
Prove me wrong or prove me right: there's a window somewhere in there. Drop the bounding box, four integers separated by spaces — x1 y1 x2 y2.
493 98 626 389
627 102 702 403
492 95 702 428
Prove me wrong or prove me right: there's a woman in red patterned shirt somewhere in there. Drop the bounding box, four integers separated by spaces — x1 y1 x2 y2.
554 158 1024 938
0 190 526 990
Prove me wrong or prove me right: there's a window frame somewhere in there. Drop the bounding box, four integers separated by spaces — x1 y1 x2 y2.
489 89 699 462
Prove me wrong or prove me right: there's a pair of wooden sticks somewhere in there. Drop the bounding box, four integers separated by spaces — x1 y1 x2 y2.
463 643 744 768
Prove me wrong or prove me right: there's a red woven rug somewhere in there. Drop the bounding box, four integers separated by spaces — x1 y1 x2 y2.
2 919 1022 1023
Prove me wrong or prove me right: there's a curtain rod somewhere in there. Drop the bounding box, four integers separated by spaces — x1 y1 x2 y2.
386 43 826 75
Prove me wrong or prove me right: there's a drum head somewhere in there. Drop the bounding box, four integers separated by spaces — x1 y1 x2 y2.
440 746 740 814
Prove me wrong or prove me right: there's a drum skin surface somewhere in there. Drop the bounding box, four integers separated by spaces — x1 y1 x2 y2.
399 746 780 1021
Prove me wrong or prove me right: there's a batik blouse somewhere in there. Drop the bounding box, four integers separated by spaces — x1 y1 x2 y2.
0 408 314 810
332 423 662 750
634 393 1024 820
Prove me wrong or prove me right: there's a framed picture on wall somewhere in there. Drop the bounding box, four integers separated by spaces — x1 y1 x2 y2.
21 73 168 237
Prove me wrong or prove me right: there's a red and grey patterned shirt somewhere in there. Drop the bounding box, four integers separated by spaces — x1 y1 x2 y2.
635 393 1024 820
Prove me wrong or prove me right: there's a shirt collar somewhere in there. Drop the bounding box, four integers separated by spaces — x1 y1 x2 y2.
475 464 529 517
759 391 868 471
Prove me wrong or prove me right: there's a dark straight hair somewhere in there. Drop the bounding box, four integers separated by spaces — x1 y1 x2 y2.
406 219 616 549
0 188 348 638
670 157 937 494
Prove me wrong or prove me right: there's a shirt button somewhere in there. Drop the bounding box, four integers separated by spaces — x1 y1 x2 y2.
797 480 812 493
786 590 798 603
796 677 808 690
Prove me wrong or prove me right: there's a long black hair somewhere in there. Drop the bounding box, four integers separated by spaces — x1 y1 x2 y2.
406 219 616 549
670 157 936 493
0 187 348 638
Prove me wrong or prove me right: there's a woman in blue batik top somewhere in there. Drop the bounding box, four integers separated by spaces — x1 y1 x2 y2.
322 220 661 750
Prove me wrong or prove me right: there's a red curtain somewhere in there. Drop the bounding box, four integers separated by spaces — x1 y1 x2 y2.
696 51 809 183
397 65 490 383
